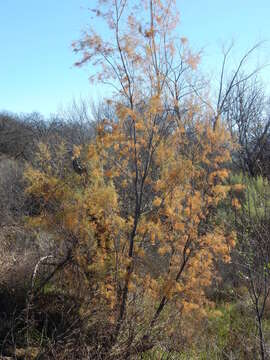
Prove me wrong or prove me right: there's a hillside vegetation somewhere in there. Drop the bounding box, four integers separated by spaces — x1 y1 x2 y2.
1 1 270 359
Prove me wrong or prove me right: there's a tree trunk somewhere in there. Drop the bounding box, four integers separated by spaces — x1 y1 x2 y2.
257 315 266 360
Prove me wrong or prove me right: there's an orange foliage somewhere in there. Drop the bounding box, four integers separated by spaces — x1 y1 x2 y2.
25 0 236 352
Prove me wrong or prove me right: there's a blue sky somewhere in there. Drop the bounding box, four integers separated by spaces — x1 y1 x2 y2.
1 0 270 117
